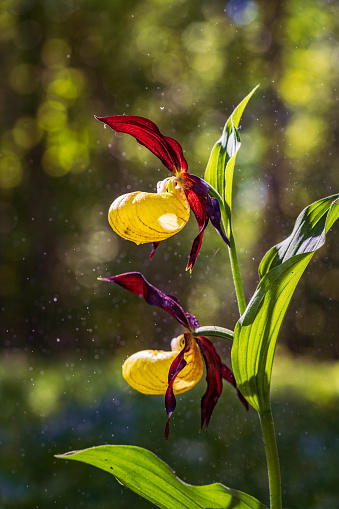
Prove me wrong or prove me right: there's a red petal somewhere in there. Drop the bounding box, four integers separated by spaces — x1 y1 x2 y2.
150 241 160 260
195 336 224 431
186 229 207 273
182 175 229 272
195 336 248 430
96 115 188 174
222 364 249 411
184 178 208 272
164 333 190 440
186 189 207 231
99 272 199 330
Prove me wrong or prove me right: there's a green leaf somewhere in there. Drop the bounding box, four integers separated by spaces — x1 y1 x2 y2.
232 195 339 413
204 120 241 209
204 85 259 230
56 445 268 509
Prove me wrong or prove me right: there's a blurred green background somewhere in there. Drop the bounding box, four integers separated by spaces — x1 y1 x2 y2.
1 0 339 507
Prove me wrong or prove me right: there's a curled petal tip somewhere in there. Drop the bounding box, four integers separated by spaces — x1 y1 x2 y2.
150 241 160 260
185 262 193 274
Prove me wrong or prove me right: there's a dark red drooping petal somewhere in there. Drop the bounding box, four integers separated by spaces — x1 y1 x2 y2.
99 272 199 331
164 333 190 440
186 226 208 273
186 188 207 231
195 336 247 430
194 336 249 430
183 176 208 272
195 336 224 431
181 174 230 272
96 115 188 174
222 364 249 411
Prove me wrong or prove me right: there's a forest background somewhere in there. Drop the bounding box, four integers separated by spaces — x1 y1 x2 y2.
1 0 339 508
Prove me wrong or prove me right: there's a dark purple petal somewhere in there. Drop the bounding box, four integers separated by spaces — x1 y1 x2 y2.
222 364 249 411
183 173 209 196
181 175 229 272
96 115 188 174
206 196 230 247
183 177 208 272
99 272 199 330
164 333 190 440
195 336 224 431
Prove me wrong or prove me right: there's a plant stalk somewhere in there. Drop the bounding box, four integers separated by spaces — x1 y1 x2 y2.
259 406 282 509
193 325 234 341
227 230 246 316
219 205 246 316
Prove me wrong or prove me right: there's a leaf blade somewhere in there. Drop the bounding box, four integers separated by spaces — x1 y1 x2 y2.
204 86 258 211
232 195 339 412
57 445 268 509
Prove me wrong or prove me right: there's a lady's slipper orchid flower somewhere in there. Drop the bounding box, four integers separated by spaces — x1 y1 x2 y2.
96 115 230 272
99 271 248 439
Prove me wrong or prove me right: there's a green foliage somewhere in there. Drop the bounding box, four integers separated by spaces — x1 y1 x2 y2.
232 195 339 412
2 0 339 507
57 445 269 509
204 85 258 230
2 352 339 508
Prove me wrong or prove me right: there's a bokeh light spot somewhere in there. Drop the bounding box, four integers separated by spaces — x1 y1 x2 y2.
41 38 71 69
285 114 325 158
9 63 39 94
47 68 86 102
37 100 67 132
137 26 169 57
0 154 23 189
152 53 183 85
225 0 258 26
12 116 42 149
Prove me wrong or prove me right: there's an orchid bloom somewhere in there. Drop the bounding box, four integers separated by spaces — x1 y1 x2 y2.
96 115 230 272
99 272 248 439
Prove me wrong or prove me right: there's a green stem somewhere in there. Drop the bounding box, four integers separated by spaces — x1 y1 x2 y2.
192 326 234 341
228 230 246 316
219 205 246 316
259 406 282 509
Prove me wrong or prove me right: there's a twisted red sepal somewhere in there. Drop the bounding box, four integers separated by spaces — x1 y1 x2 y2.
184 175 230 272
195 336 224 431
96 115 188 174
195 336 246 431
222 364 249 411
164 332 190 441
99 272 199 331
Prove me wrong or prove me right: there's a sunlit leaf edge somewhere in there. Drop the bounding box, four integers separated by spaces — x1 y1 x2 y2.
204 85 258 208
204 122 240 206
232 195 339 412
259 194 339 278
56 445 268 509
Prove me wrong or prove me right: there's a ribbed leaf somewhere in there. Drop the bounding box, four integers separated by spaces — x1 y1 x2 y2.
57 445 268 509
204 86 259 227
232 195 339 413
